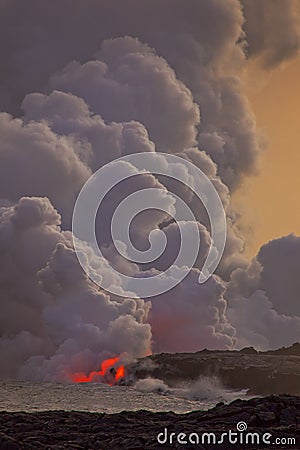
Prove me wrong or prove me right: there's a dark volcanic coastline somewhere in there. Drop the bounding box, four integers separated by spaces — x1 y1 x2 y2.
0 395 299 449
129 343 300 396
1 345 299 449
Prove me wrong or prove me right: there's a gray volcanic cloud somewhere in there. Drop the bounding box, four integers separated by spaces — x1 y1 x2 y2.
226 234 300 350
0 197 152 380
0 0 299 380
22 90 156 170
50 37 200 153
227 234 300 318
241 0 300 68
0 113 91 225
257 235 300 317
0 0 298 187
149 270 236 354
0 0 259 188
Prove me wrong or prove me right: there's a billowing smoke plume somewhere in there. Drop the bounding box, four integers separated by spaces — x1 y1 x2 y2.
226 234 300 350
242 0 300 68
0 197 151 380
149 270 236 353
0 113 91 225
0 0 299 380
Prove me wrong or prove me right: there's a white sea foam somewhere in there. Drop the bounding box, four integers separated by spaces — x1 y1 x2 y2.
134 375 248 404
134 377 170 394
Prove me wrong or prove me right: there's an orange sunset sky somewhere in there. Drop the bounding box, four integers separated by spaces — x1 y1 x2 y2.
234 57 300 257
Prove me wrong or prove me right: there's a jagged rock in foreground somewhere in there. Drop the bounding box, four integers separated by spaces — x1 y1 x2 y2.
0 395 299 449
129 343 300 395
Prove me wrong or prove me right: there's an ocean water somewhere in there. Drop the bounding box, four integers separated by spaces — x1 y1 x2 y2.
0 380 248 414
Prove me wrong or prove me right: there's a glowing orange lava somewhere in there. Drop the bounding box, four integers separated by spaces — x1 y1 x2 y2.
71 356 125 385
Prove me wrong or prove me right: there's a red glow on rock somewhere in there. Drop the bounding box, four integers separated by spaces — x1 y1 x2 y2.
71 356 125 385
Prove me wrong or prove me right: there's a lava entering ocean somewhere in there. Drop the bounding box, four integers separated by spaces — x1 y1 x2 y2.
71 356 125 385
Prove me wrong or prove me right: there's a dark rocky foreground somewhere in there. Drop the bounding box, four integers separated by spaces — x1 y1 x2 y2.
129 343 300 395
0 395 299 449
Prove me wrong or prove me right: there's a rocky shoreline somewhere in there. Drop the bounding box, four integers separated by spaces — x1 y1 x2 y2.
129 343 300 395
0 394 299 449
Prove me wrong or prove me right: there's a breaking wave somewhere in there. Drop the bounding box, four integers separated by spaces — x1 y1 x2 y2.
134 376 248 403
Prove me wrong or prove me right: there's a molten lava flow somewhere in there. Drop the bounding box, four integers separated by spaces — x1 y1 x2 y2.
71 356 125 385
115 365 125 381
